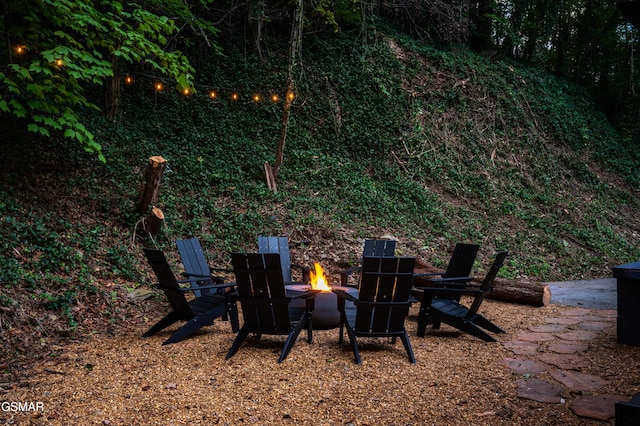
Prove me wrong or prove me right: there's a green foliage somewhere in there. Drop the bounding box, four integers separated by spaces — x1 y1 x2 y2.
105 245 142 281
0 0 209 161
40 290 78 329
2 26 640 330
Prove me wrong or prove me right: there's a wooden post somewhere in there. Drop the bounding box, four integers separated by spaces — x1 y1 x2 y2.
264 162 277 192
143 207 164 236
137 156 167 215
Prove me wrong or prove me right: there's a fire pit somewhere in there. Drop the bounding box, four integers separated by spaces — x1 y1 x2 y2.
288 262 354 329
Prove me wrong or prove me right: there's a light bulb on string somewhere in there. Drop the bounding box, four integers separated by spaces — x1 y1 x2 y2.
287 91 295 101
253 94 260 102
155 82 163 91
55 59 64 67
271 94 279 102
183 88 191 96
231 93 239 101
16 45 25 55
125 76 133 84
209 91 217 99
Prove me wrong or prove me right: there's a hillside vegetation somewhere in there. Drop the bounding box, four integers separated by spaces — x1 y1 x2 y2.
1 29 639 357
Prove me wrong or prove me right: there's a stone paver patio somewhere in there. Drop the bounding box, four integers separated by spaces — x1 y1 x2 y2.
503 296 627 421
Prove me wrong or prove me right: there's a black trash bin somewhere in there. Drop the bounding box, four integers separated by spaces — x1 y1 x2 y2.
613 261 640 346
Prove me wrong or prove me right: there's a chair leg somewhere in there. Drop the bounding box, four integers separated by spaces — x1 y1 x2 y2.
344 322 361 364
142 311 182 338
445 317 497 342
400 330 416 364
162 304 227 345
227 299 240 333
306 310 314 344
278 315 308 363
226 327 250 359
417 303 430 337
471 314 506 334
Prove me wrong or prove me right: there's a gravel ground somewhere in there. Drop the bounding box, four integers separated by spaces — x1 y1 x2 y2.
3 298 639 426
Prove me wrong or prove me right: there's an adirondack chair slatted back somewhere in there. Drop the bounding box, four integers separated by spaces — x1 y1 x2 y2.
143 248 191 316
363 239 396 257
232 252 291 332
176 238 211 297
355 256 415 333
258 236 293 284
467 251 509 316
443 243 480 278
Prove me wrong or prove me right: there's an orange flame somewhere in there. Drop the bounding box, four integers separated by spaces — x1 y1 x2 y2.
309 262 331 291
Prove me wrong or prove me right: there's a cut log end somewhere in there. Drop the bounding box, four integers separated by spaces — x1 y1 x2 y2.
143 207 164 236
149 155 166 166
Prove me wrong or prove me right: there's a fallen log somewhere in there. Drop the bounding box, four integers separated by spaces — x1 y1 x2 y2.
485 278 551 307
413 259 550 306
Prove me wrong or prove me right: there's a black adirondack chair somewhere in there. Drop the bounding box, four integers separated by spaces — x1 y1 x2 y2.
333 255 416 364
414 251 509 341
142 248 239 344
414 242 480 289
411 242 480 328
226 252 318 363
340 239 397 287
258 236 310 284
176 237 233 297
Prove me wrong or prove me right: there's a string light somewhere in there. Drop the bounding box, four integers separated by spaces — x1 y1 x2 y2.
16 45 25 54
119 73 296 105
55 59 64 67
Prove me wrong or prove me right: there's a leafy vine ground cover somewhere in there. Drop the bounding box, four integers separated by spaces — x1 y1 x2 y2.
1 29 639 363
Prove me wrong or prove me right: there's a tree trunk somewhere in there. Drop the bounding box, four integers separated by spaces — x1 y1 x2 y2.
469 0 493 51
137 156 167 215
105 54 121 120
272 0 302 179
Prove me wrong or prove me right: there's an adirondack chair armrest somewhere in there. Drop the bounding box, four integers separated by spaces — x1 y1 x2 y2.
332 286 359 303
180 271 228 284
285 288 319 300
332 286 359 312
176 278 236 293
429 277 475 288
428 276 475 285
181 272 210 278
414 285 484 298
